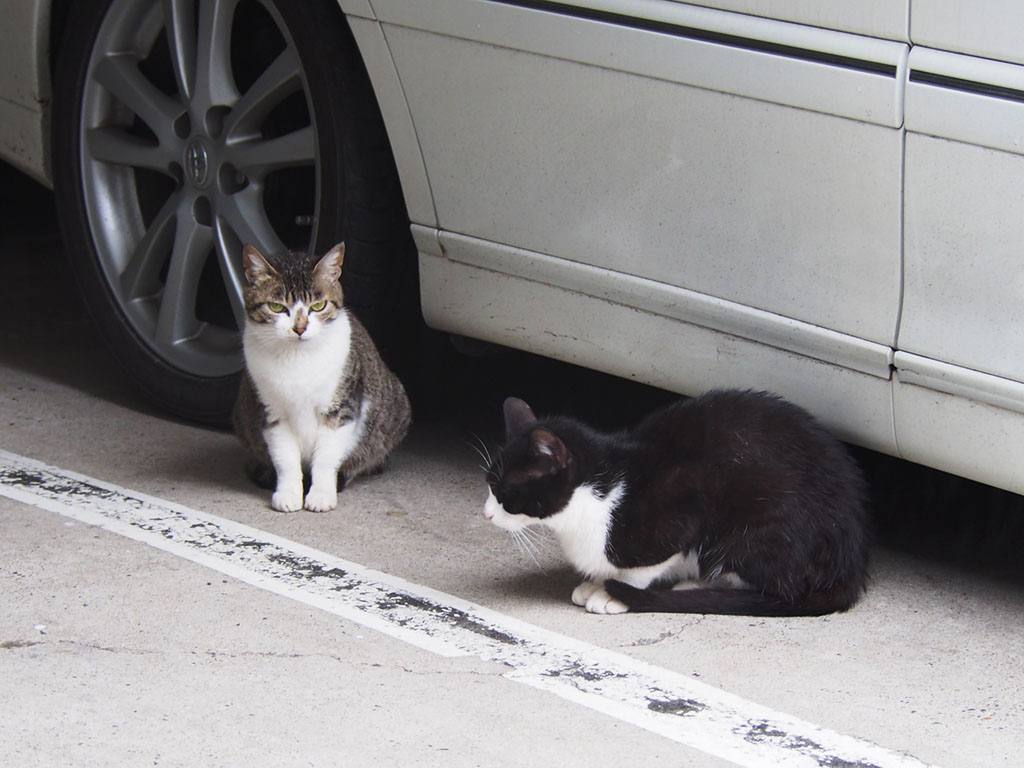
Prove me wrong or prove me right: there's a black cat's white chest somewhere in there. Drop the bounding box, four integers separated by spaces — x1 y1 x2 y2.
542 481 697 585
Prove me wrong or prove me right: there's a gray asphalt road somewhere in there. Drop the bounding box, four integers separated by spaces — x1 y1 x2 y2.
2 165 1023 768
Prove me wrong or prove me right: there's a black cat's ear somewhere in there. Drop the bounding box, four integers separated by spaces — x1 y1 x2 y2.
242 245 277 285
503 397 536 438
529 428 569 473
315 243 345 283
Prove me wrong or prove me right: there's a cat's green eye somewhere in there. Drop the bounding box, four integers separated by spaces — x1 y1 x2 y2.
310 300 328 312
267 302 287 314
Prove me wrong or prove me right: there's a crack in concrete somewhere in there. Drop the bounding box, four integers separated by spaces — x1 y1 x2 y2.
1 639 43 649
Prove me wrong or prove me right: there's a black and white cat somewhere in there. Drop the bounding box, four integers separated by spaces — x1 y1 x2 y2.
483 391 870 616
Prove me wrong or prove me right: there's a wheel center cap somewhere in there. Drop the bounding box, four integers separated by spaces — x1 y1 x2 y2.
184 137 211 189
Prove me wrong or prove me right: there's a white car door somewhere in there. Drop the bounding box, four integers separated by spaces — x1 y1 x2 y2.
345 0 1024 494
364 0 908 453
895 2 1024 494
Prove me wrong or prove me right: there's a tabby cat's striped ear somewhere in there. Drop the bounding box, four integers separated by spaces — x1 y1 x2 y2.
242 245 278 285
315 242 345 283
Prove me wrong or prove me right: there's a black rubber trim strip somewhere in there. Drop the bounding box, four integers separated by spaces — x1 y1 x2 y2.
910 70 1024 104
486 0 898 77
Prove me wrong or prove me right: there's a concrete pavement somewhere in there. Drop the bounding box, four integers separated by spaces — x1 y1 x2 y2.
2 167 1023 767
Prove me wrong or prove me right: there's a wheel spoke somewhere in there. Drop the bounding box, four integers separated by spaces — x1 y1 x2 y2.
229 126 315 180
156 209 213 345
224 47 304 140
162 0 196 102
120 193 179 300
215 187 286 257
85 126 176 172
214 188 282 331
213 233 248 333
195 0 241 107
92 53 181 144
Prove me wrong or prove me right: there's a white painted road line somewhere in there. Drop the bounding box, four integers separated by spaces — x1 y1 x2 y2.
0 448 937 768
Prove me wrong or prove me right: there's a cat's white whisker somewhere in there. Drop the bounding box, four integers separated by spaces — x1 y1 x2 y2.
518 524 550 549
510 529 547 573
465 434 500 475
465 435 487 464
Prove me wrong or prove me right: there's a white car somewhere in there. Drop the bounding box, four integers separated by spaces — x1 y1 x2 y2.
2 0 1022 495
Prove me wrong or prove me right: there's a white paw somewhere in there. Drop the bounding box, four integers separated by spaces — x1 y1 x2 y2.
304 487 338 513
585 587 629 615
271 489 303 513
572 580 602 607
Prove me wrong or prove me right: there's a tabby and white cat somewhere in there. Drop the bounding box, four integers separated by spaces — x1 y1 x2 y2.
234 243 410 512
483 391 870 616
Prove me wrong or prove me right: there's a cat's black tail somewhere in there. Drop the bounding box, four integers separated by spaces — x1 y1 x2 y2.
604 580 861 617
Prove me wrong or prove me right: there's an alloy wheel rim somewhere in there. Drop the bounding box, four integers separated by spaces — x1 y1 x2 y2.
79 0 320 377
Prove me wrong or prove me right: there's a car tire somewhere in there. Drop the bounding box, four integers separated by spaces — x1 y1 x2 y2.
52 0 416 424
